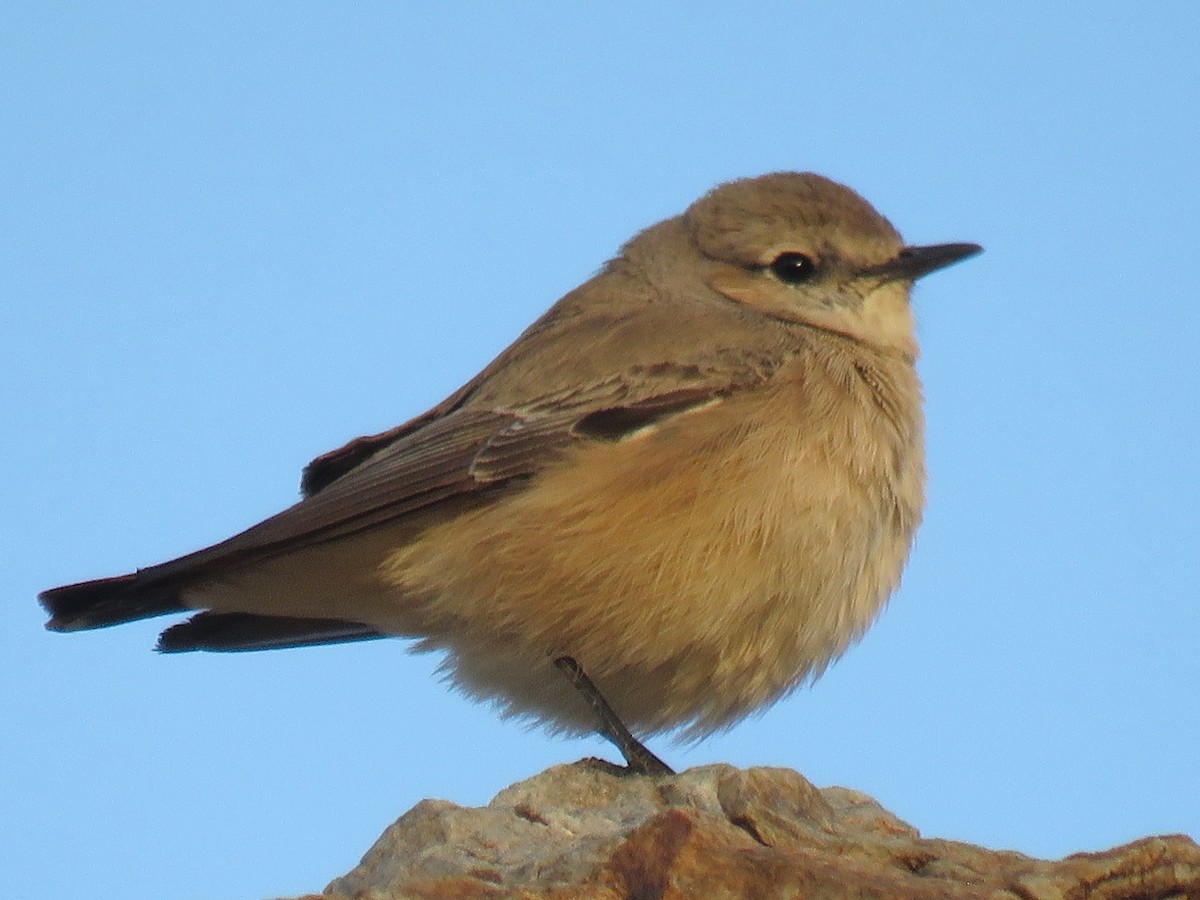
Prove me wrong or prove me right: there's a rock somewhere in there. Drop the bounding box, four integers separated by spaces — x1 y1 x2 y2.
285 762 1199 900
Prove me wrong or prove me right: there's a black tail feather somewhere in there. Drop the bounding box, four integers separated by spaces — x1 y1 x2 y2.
42 573 386 653
157 612 383 652
39 574 189 632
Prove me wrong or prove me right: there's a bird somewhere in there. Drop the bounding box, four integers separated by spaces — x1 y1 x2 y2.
40 172 981 774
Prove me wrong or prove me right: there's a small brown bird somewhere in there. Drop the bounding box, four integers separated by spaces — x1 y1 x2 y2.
41 173 980 774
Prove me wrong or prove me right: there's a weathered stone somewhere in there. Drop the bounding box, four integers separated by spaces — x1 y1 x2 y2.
285 762 1199 900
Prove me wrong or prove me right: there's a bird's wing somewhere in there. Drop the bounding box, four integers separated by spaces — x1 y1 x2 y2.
40 355 778 633
226 360 769 558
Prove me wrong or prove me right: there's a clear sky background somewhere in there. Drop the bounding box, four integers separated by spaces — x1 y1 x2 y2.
3 4 1197 898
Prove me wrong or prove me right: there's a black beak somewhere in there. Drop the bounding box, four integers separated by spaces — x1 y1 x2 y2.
867 242 982 282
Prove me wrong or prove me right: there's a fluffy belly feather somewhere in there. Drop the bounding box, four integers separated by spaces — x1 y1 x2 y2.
379 353 924 739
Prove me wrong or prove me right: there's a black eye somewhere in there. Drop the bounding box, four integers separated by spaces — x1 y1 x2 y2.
767 252 818 285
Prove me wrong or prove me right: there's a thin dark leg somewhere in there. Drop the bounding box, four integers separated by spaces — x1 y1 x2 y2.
553 656 674 776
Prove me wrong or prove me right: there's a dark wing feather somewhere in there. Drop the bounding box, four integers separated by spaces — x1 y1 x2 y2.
300 378 479 496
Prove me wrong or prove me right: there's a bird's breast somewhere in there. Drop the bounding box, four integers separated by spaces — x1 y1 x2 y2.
379 346 925 736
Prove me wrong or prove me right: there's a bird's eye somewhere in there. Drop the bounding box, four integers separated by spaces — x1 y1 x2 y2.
768 252 818 285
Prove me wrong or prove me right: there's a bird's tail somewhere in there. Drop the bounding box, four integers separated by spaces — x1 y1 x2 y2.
40 574 188 633
40 572 384 652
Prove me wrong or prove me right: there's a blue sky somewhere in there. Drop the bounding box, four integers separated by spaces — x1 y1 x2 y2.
3 4 1197 898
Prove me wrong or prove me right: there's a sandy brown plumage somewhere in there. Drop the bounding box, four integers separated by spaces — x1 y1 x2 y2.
40 172 979 751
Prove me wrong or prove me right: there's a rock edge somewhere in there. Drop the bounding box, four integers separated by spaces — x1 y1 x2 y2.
285 762 1199 900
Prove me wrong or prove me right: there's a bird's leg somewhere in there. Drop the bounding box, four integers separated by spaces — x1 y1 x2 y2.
553 656 674 776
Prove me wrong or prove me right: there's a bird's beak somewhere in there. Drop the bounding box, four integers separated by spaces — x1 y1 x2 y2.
867 242 983 282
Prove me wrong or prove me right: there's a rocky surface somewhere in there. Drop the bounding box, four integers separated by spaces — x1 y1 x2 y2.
286 762 1199 900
